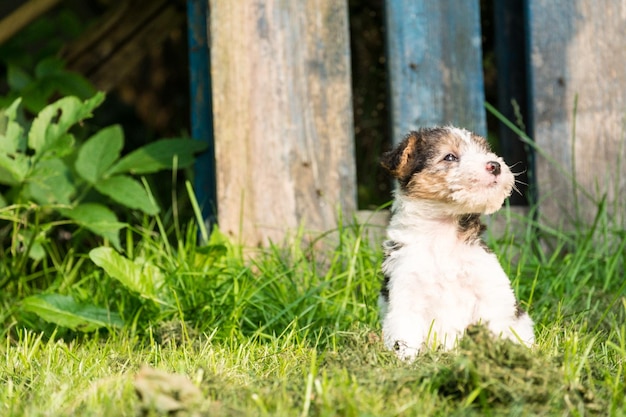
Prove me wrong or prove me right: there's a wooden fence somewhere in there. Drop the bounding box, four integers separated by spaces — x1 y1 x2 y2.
529 0 626 227
189 0 626 246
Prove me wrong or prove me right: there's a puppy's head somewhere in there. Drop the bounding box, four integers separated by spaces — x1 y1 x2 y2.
381 127 515 215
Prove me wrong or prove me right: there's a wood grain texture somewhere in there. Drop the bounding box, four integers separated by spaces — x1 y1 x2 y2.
210 0 356 246
62 0 183 91
385 0 486 144
528 0 626 226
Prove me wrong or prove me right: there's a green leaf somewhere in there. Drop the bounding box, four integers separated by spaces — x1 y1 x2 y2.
0 98 27 154
28 93 105 156
7 65 33 92
59 203 126 250
107 139 207 175
21 293 124 331
0 153 29 185
34 57 65 78
89 247 166 304
0 99 29 185
17 229 47 261
75 125 124 184
24 158 74 204
48 73 97 99
95 175 159 215
20 82 54 114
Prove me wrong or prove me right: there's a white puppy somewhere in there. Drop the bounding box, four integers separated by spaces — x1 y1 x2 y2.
379 126 534 361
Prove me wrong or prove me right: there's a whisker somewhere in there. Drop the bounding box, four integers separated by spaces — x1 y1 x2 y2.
508 162 528 177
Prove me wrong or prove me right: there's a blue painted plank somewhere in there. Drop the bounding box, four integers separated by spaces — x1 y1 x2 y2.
385 0 486 143
187 0 217 229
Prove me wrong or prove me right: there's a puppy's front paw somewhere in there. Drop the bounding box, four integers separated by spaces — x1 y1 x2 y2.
393 340 420 362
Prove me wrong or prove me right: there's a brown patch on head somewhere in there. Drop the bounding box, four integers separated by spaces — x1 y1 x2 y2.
380 128 450 188
404 166 455 202
380 131 423 181
397 127 466 202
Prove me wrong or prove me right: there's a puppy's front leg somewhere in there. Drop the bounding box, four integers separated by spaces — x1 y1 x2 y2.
381 309 428 361
502 310 535 346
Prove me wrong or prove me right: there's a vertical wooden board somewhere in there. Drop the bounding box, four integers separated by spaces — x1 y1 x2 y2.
385 0 486 144
187 0 217 228
528 0 626 227
209 0 356 246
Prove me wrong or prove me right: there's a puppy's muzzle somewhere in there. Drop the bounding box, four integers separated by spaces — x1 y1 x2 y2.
486 161 501 176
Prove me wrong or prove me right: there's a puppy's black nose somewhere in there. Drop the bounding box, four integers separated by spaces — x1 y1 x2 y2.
486 161 501 176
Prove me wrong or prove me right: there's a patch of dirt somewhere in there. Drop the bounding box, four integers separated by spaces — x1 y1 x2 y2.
134 365 218 417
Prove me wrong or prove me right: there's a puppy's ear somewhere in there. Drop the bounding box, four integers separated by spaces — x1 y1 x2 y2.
381 131 424 181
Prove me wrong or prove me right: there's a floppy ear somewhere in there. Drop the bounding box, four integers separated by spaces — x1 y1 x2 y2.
380 131 423 181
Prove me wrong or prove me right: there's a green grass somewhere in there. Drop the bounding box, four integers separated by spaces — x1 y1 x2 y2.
1 201 625 416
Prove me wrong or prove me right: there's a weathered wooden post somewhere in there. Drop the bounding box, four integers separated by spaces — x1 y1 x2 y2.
385 0 487 144
209 1 356 246
528 0 626 227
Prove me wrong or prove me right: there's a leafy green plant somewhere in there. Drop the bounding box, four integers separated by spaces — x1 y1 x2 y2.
21 293 124 332
0 57 96 113
1 92 205 246
0 92 206 329
0 3 92 114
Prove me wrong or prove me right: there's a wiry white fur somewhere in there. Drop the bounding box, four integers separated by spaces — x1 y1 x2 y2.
380 127 534 361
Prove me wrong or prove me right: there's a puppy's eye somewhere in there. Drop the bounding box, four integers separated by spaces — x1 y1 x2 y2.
443 153 458 162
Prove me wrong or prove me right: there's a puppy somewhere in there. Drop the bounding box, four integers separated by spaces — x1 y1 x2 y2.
379 126 534 361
